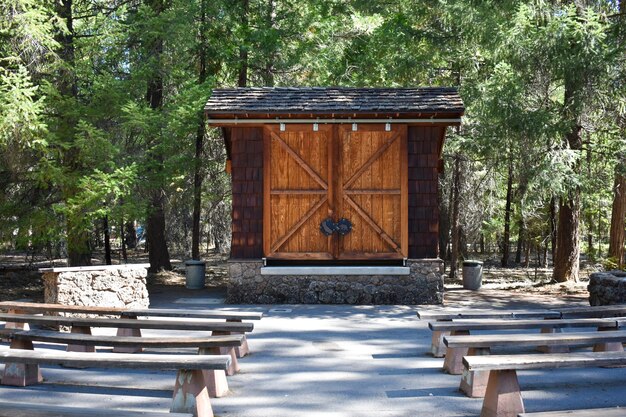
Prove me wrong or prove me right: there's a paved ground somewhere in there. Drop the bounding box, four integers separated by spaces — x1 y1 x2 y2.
1 286 625 416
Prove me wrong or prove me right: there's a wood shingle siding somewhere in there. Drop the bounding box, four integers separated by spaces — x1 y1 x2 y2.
230 127 264 259
408 126 445 258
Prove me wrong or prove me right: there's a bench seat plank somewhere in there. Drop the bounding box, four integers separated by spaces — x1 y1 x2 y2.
0 349 231 370
518 407 625 417
559 305 626 319
0 313 253 332
430 318 618 332
418 309 560 321
445 330 626 348
0 301 126 315
0 402 192 417
464 350 626 372
10 329 244 348
127 308 262 321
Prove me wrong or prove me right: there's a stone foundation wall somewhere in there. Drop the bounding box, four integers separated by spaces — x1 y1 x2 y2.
42 265 150 311
227 259 444 304
588 270 626 306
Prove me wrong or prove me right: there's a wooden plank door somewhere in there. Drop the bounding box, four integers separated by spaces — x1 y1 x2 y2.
337 124 408 259
263 124 334 259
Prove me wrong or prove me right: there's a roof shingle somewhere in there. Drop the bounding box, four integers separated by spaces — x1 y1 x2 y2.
204 87 464 115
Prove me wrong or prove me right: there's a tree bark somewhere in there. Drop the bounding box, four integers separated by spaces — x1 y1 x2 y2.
608 161 626 267
238 0 249 87
502 160 513 267
449 155 461 279
55 0 91 266
191 0 208 260
553 78 583 282
549 196 557 265
145 0 171 272
103 216 111 265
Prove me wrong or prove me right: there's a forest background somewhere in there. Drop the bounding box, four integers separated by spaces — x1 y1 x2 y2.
1 0 625 283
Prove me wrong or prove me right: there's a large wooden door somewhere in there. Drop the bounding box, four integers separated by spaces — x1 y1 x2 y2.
264 124 334 259
337 124 408 259
264 124 407 260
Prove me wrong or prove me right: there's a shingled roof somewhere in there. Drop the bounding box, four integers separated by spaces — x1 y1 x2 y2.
204 87 464 116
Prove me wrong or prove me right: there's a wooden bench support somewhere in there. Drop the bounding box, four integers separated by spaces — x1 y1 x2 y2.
2 339 42 386
459 347 490 397
593 327 625 353
171 369 213 417
431 329 450 357
200 347 229 398
68 326 95 353
113 314 143 353
4 308 29 331
481 370 524 417
443 330 470 374
537 327 568 353
226 319 249 357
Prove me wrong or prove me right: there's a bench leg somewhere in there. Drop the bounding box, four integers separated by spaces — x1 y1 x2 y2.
171 369 213 417
480 370 524 417
537 327 568 353
2 339 42 386
460 347 491 397
431 330 450 357
199 347 230 398
594 327 625 353
227 319 250 357
5 308 29 331
67 326 95 353
443 330 470 375
213 328 249 359
113 314 143 353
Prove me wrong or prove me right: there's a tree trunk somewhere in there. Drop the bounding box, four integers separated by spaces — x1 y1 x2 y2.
103 217 112 265
120 220 128 263
145 0 171 272
553 83 583 281
192 0 208 261
449 155 461 279
608 161 626 267
515 218 524 264
55 0 91 266
238 0 249 87
502 161 513 267
549 196 557 265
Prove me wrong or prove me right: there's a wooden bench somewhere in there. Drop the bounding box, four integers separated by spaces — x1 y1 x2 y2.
0 349 231 417
125 307 263 357
518 407 625 417
417 309 561 357
0 301 262 357
430 317 618 374
0 401 193 417
0 301 126 331
4 329 244 396
444 329 626 397
463 351 626 417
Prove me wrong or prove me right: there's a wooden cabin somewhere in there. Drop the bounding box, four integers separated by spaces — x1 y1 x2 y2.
205 87 464 304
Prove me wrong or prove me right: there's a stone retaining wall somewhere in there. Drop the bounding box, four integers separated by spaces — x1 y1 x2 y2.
588 270 626 306
42 264 150 311
227 259 444 304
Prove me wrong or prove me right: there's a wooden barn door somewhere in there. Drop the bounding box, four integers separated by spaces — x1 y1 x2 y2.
337 124 408 260
264 124 334 260
264 124 407 261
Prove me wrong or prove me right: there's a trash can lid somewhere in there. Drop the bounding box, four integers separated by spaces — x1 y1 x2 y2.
185 260 206 266
462 260 483 267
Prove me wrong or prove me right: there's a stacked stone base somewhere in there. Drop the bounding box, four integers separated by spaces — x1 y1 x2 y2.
227 259 444 305
42 265 150 311
588 270 626 306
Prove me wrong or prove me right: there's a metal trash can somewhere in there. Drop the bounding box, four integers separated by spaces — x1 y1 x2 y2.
462 260 483 290
185 260 206 289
